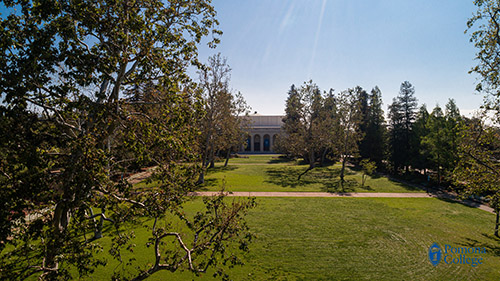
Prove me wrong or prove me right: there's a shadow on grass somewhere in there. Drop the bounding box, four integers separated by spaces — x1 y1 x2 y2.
265 166 315 188
267 156 296 164
459 235 500 257
265 166 361 192
206 165 238 175
197 178 219 190
386 177 424 192
435 197 486 211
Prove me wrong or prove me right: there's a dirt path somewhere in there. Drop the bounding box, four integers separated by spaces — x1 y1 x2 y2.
191 191 495 214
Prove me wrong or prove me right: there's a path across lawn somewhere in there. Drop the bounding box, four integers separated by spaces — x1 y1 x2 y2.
191 191 495 214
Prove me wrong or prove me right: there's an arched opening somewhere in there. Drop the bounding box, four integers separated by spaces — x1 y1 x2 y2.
263 134 270 151
245 135 251 151
254 134 261 152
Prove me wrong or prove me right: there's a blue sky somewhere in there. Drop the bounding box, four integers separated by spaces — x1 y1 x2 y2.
197 0 483 116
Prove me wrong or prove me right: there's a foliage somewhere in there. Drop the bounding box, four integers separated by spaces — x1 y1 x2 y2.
331 88 363 184
0 1 253 280
358 86 386 168
280 81 327 178
411 104 431 172
280 82 363 182
467 0 500 119
453 117 500 237
197 53 250 183
388 81 418 173
420 100 462 184
360 159 376 187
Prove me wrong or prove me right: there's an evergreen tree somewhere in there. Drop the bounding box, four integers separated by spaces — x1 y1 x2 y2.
412 104 431 174
388 81 418 173
422 105 447 184
357 86 371 161
281 81 326 179
359 86 386 167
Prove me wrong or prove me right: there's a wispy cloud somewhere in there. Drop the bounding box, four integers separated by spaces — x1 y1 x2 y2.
307 0 328 78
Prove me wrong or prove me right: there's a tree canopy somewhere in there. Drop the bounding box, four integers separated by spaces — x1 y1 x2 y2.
0 1 254 280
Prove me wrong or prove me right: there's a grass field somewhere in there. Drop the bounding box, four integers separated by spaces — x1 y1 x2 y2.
200 155 424 193
16 155 499 280
89 197 500 280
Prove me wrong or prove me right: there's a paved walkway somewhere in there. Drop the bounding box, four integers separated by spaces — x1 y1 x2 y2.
191 191 495 214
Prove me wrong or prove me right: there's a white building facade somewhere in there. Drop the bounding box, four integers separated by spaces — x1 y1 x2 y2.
240 115 284 153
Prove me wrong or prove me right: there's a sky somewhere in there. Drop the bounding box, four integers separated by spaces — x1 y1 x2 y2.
197 0 484 117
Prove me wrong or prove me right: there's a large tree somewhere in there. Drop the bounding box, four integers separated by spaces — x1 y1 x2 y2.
453 0 500 236
453 118 500 237
197 53 249 184
421 105 447 184
0 1 253 280
281 81 326 179
467 0 500 119
331 88 363 184
412 104 431 174
388 81 418 173
359 86 386 167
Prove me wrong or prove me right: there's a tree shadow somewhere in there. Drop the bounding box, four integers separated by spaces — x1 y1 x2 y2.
267 156 296 164
206 165 237 175
458 235 500 257
321 179 359 193
197 178 219 190
265 166 315 188
435 196 487 211
265 166 360 191
386 177 425 192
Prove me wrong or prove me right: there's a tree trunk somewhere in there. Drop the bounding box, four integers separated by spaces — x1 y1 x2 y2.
94 206 106 239
320 148 328 167
437 153 441 185
495 210 499 238
45 201 70 271
340 155 346 183
224 149 231 167
298 150 315 180
197 170 205 185
198 135 211 185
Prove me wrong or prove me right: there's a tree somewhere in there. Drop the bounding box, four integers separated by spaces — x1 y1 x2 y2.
331 88 363 184
455 1 500 237
357 87 370 161
453 118 500 237
422 105 447 184
281 81 327 180
0 1 254 280
467 0 500 119
197 54 249 184
412 104 431 174
221 91 250 167
359 86 386 167
443 99 462 173
360 159 376 188
388 81 418 173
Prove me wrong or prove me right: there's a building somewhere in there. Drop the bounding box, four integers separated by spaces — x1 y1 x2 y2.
240 114 284 153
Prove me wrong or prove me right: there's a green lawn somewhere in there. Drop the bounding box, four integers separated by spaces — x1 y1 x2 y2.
15 155 498 280
201 155 424 193
89 197 500 280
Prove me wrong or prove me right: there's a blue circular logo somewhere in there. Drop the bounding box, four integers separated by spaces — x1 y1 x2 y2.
429 242 442 266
